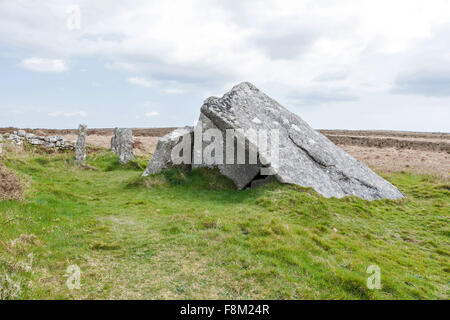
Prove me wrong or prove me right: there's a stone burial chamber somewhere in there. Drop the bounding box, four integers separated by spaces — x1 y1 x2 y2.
143 82 404 200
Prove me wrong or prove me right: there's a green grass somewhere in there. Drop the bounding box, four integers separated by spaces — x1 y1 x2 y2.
0 148 448 299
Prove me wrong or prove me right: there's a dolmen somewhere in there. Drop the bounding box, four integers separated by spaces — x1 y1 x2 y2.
143 82 404 200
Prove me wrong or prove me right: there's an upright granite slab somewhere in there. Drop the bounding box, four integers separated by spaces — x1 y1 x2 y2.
75 124 87 165
111 127 119 154
112 128 134 164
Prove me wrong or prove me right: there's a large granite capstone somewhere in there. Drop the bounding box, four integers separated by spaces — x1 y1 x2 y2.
143 82 404 200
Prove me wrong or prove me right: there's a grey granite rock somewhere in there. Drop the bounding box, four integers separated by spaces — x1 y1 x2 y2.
141 82 404 200
111 128 118 154
75 124 87 164
25 133 35 140
142 126 194 176
17 129 26 137
5 130 71 150
7 134 23 146
199 82 404 200
193 113 260 190
114 128 134 164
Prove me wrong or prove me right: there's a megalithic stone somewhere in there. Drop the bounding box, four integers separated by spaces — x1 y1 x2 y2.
75 124 87 164
143 82 404 200
198 82 404 200
115 128 134 164
111 127 118 154
142 126 194 176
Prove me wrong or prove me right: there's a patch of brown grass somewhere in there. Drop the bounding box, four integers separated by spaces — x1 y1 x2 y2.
143 175 167 188
63 134 159 156
133 140 145 151
0 164 23 201
2 234 39 256
340 145 450 181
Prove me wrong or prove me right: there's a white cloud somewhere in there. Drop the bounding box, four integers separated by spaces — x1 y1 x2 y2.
128 77 188 94
48 111 88 117
19 58 68 72
163 88 185 94
127 77 153 88
2 0 450 131
5 1 450 90
145 111 160 117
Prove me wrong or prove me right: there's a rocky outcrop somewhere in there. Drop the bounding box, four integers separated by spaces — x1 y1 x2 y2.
143 82 404 200
75 124 87 164
142 126 194 176
7 133 24 146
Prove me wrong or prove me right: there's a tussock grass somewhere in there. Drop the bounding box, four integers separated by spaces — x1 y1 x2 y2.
0 164 24 201
0 150 448 299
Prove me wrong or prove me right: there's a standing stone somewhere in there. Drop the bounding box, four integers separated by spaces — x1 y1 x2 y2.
111 127 119 154
114 128 134 164
0 135 3 155
75 124 87 164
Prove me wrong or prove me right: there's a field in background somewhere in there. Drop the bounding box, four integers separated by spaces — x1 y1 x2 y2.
2 127 447 180
0 129 448 299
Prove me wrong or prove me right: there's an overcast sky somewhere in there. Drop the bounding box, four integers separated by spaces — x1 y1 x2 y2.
1 0 449 132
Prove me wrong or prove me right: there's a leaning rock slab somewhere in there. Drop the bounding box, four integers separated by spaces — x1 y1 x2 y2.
142 126 194 176
193 112 261 190
199 82 404 200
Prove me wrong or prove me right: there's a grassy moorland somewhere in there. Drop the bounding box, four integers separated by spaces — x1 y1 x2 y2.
0 146 448 299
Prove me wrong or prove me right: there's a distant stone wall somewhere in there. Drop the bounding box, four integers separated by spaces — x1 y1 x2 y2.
5 130 73 150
